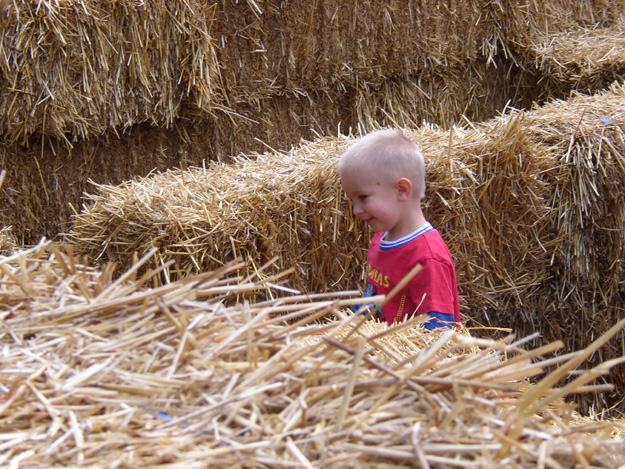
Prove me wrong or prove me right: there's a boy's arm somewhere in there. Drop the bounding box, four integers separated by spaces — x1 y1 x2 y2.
409 256 459 329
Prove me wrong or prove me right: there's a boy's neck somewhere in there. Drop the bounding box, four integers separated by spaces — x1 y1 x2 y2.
386 208 427 241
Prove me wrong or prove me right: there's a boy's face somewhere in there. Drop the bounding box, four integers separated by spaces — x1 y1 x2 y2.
340 169 406 239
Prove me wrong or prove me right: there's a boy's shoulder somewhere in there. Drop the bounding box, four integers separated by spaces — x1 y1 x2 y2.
421 229 453 258
411 229 451 259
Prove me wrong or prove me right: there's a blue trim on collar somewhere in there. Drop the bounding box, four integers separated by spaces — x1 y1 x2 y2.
379 223 434 250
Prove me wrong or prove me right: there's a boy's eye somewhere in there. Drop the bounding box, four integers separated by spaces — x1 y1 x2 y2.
358 195 368 201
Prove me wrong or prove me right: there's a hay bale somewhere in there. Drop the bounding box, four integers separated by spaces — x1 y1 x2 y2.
64 112 557 309
2 0 622 147
1 242 625 467
0 0 516 147
0 122 224 244
66 135 359 295
211 1 513 125
0 0 219 144
0 0 515 245
0 170 15 253
521 23 625 97
429 82 625 412
501 1 625 103
0 226 15 255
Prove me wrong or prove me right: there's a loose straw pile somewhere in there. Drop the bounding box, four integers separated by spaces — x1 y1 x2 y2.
1 241 625 467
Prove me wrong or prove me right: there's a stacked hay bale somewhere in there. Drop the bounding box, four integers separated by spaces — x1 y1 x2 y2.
2 0 623 146
427 84 625 412
0 0 221 242
0 226 15 254
211 0 515 135
66 137 356 295
209 0 625 141
68 82 625 412
1 242 625 467
522 23 625 95
504 0 625 99
0 0 219 145
0 170 14 253
3 0 625 244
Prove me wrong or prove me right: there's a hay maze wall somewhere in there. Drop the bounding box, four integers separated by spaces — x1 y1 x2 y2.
2 0 625 242
3 0 625 413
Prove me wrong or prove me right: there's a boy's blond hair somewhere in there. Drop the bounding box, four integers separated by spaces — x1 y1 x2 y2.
336 128 426 199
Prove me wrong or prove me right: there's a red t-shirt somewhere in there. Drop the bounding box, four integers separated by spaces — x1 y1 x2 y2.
364 224 460 326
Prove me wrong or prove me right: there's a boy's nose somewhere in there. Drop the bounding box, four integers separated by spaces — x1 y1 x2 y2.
353 205 363 216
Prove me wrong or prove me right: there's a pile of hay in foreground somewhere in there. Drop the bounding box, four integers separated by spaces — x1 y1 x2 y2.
1 241 625 467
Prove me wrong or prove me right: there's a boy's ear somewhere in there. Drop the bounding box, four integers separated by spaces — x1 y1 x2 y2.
396 178 412 200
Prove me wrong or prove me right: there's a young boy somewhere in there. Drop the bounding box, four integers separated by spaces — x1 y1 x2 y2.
337 128 460 330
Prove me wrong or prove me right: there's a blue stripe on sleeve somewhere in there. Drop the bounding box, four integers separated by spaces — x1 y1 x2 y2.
424 312 455 331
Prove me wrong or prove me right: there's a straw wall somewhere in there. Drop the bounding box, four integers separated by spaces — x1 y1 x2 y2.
3 1 624 144
0 122 221 244
3 1 625 244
